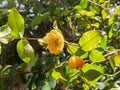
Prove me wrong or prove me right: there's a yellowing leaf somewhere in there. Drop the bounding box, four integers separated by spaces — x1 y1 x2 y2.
114 55 120 65
115 6 120 14
79 30 101 51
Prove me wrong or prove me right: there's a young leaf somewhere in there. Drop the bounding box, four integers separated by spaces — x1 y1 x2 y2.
8 8 24 37
17 40 35 65
79 30 101 51
89 49 105 62
81 64 105 85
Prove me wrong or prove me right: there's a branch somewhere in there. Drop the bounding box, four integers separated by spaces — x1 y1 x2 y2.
104 49 120 58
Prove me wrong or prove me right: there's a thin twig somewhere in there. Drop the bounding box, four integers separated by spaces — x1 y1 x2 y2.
104 49 120 58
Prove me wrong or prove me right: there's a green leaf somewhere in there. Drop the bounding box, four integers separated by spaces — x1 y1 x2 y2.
42 84 51 90
89 49 105 62
81 64 105 85
113 55 120 66
52 70 67 81
67 44 79 55
79 30 101 51
100 36 107 50
8 8 24 37
79 0 88 10
75 48 88 59
48 78 56 89
110 58 116 72
101 10 107 19
17 40 35 65
35 73 46 87
0 24 12 44
31 12 50 26
80 10 95 17
108 23 114 38
115 6 120 14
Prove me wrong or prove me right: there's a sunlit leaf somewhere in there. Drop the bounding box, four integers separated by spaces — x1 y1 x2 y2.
67 44 79 55
115 6 120 14
108 23 114 38
113 55 120 66
100 36 107 50
99 0 106 3
8 8 24 37
79 30 101 51
17 40 35 65
74 5 81 10
110 58 116 72
79 0 88 10
89 49 105 62
92 23 100 28
81 64 105 85
52 70 67 81
101 10 107 19
0 24 12 44
108 14 115 26
80 10 95 17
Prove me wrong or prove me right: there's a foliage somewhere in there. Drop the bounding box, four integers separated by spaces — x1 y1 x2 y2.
0 0 120 90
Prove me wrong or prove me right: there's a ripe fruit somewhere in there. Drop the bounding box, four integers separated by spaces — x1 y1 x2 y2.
68 56 84 69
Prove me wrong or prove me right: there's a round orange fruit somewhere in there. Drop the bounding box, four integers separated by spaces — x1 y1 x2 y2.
68 56 84 69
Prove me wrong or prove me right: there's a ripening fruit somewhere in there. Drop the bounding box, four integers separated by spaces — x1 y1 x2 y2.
68 56 84 69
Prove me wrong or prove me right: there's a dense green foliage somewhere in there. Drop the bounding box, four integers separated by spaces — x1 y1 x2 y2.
0 0 120 90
